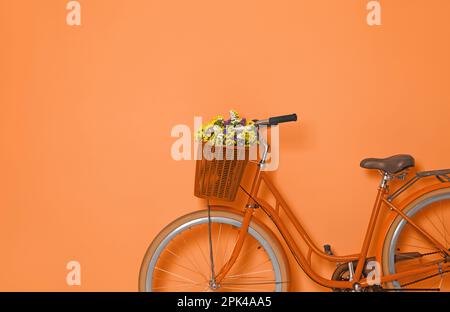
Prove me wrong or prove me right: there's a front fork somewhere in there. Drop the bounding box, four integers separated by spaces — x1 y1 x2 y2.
213 135 268 285
213 207 255 285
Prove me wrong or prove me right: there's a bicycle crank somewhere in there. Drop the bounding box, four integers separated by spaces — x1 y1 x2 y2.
331 258 383 292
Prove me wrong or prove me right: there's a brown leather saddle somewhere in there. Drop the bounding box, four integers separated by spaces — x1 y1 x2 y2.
360 154 415 174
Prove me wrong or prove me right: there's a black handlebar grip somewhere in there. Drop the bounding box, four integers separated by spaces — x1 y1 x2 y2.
268 113 298 125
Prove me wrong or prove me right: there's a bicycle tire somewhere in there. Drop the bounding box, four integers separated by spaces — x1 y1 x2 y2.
139 208 290 292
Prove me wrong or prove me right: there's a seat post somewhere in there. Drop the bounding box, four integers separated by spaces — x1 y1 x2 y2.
379 171 392 189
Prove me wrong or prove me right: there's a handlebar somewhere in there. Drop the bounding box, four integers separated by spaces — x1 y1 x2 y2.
253 113 297 166
254 113 298 126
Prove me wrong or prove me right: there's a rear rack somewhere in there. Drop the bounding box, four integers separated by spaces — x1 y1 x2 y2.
387 169 450 202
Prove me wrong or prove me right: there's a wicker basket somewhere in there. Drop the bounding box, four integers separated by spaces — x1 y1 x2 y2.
194 144 249 201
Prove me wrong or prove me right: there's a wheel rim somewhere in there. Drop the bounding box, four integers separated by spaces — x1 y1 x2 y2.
145 216 283 292
388 192 450 289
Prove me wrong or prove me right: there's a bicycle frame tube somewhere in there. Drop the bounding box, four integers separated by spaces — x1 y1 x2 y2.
213 141 450 289
251 171 383 289
266 172 449 288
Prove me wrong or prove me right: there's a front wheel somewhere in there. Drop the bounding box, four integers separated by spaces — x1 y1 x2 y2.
382 187 450 291
139 209 290 292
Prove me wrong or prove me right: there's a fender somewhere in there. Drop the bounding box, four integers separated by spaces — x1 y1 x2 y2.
375 182 450 265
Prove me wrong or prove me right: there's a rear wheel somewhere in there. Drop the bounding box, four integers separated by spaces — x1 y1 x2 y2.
382 188 450 291
139 209 290 292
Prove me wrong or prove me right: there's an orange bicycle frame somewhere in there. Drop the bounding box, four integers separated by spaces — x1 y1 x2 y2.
214 162 450 289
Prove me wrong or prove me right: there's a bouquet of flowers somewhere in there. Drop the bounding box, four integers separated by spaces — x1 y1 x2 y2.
195 110 258 146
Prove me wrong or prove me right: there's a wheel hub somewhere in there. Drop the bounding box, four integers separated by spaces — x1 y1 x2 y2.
209 280 220 290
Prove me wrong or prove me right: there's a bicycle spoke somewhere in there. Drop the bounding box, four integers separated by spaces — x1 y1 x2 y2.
222 226 238 268
224 269 274 279
424 214 446 245
220 285 270 291
233 238 258 260
399 243 438 251
229 240 263 272
153 276 204 283
178 235 209 279
192 226 211 268
152 282 204 290
220 224 231 269
406 233 435 246
165 248 208 279
221 280 288 285
441 201 450 240
438 272 450 289
435 204 450 246
214 223 222 269
224 275 275 280
234 258 273 276
154 267 199 284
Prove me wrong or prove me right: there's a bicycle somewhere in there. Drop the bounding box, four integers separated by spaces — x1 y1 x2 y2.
139 113 450 292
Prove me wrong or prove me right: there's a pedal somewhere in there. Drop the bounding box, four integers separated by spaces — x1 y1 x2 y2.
324 244 334 256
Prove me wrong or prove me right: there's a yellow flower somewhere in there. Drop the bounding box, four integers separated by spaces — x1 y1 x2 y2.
195 110 258 146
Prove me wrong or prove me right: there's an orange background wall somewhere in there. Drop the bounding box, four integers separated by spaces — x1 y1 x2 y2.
1 0 450 291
